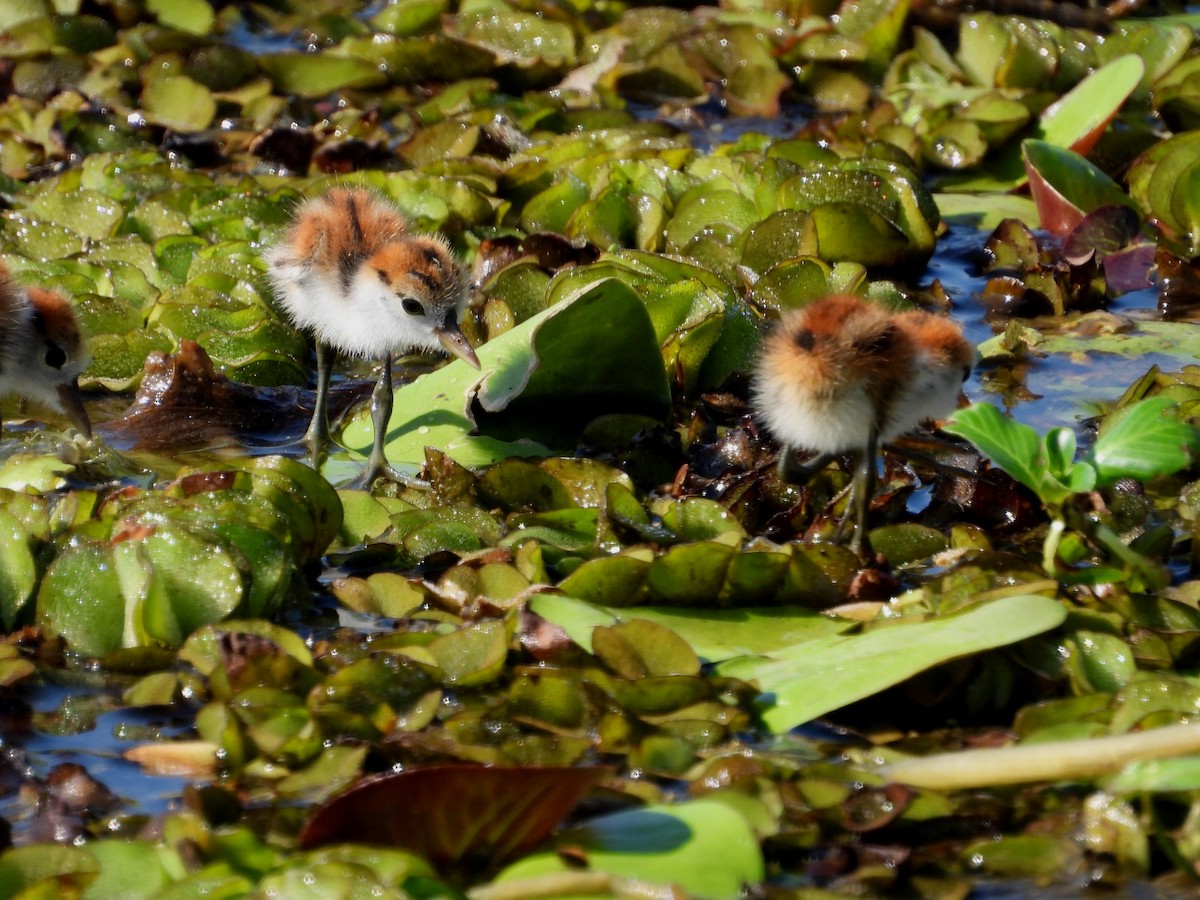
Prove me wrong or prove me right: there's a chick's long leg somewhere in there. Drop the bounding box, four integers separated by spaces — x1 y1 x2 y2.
843 426 879 557
777 448 837 484
302 340 333 465
346 353 417 489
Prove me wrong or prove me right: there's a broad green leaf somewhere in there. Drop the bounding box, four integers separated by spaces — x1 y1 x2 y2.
338 279 669 478
494 798 764 900
530 593 853 661
943 403 1051 502
1106 755 1200 793
0 509 36 630
715 595 1066 732
1090 397 1199 484
0 845 98 898
82 841 172 900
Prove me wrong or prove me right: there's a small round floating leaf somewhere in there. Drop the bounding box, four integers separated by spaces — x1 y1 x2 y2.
422 620 508 687
141 75 216 133
0 510 35 631
867 524 949 565
748 256 834 312
136 524 244 646
258 53 388 99
593 620 700 679
811 203 909 266
647 541 737 605
37 543 127 657
147 0 214 35
558 555 651 607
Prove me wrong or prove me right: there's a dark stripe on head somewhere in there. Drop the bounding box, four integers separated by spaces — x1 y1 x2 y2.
345 191 364 247
410 269 439 292
337 193 367 291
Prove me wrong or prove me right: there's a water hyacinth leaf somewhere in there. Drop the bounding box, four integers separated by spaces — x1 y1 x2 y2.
715 594 1066 732
132 525 244 647
943 403 1052 504
647 540 737 605
37 543 127 657
934 192 1039 231
941 54 1145 192
147 0 213 34
1127 130 1200 241
309 655 440 739
141 75 216 133
867 523 948 565
300 765 609 868
1022 140 1136 236
593 620 700 678
1040 54 1145 155
748 256 833 311
258 53 388 99
1089 397 1199 484
557 555 651 607
340 279 667 475
452 8 576 67
0 646 34 688
0 509 36 630
0 845 99 898
25 188 123 240
1063 205 1142 266
530 593 853 660
83 840 173 900
422 620 508 687
494 798 764 900
1106 755 1200 793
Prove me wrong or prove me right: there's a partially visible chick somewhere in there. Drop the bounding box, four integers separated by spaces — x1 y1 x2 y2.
892 309 976 433
266 186 480 485
0 262 90 437
752 294 971 553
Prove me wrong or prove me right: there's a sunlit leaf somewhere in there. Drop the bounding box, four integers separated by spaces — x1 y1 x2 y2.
494 798 764 900
715 595 1066 732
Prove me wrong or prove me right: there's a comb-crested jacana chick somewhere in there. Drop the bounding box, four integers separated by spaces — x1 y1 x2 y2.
0 262 90 437
266 187 481 486
752 294 972 553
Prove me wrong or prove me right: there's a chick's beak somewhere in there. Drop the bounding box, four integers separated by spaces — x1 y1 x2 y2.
436 316 481 370
56 379 92 439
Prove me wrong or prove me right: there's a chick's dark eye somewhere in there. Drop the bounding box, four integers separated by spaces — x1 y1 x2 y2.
44 343 66 370
401 297 424 316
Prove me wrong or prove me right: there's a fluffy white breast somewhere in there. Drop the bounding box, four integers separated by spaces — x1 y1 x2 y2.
753 375 875 455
